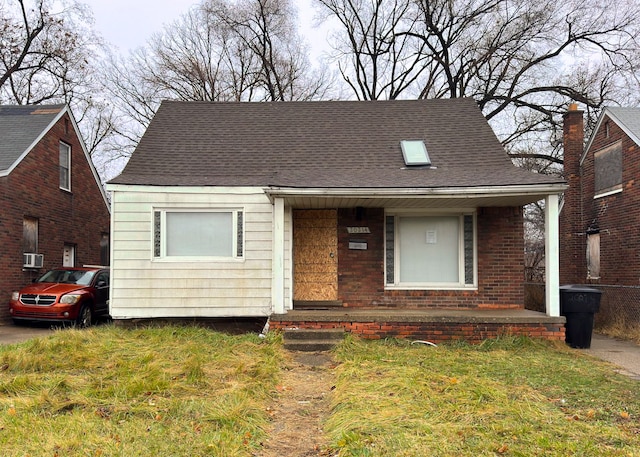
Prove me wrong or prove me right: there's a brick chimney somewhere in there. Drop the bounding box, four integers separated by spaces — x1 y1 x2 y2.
559 103 585 284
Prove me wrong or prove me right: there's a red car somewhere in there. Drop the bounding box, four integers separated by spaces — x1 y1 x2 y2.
9 267 110 327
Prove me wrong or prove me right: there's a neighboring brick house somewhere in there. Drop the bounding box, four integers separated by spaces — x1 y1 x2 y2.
106 98 567 331
561 104 640 285
0 105 111 322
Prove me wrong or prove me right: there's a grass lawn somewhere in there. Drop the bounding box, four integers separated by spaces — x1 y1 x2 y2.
328 336 640 456
0 325 282 456
0 326 638 456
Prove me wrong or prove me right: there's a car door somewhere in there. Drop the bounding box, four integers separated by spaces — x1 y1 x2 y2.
93 271 110 316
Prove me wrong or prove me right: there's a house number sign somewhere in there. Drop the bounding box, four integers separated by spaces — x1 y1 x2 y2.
347 227 370 234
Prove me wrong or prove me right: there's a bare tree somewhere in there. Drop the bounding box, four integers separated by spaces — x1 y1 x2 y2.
0 0 113 157
99 0 332 166
317 0 640 164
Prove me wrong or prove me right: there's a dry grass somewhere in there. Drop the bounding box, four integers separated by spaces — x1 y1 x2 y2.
0 325 283 456
597 317 640 345
327 335 640 456
1 327 639 456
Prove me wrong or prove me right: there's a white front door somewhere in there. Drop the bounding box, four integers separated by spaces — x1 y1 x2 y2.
63 244 75 267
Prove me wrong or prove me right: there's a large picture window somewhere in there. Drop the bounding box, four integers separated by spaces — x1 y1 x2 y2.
385 212 475 288
153 209 243 260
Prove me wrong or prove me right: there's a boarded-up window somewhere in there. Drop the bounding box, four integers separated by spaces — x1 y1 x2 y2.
587 233 600 279
594 141 622 196
23 217 38 253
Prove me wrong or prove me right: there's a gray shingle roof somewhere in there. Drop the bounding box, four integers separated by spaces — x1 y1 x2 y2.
110 98 564 189
606 107 640 145
0 104 65 173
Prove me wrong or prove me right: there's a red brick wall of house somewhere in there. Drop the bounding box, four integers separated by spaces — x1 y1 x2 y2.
0 112 110 322
580 116 640 285
336 206 525 309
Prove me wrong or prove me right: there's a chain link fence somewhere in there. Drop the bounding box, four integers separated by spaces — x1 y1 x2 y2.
525 283 640 330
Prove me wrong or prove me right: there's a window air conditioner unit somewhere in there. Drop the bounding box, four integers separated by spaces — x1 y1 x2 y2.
23 253 44 268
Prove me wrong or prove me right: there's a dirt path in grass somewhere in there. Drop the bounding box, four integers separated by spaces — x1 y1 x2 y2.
257 351 337 457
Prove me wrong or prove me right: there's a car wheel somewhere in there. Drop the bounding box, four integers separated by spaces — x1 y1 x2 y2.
76 305 93 328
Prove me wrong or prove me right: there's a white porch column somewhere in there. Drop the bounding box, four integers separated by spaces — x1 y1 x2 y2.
545 193 560 317
272 197 285 314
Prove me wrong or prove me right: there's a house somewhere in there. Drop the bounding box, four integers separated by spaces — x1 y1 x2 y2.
107 98 567 341
560 104 640 328
0 105 111 322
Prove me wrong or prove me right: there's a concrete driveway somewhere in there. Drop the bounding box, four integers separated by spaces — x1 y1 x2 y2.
0 324 639 380
0 323 56 345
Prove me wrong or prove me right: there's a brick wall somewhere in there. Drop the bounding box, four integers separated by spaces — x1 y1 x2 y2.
336 206 526 309
0 112 110 322
582 116 640 285
271 319 566 343
560 106 586 284
561 107 640 286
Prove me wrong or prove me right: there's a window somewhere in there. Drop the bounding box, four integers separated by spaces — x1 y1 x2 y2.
153 209 243 260
385 212 475 288
59 142 71 191
594 141 622 198
23 217 38 253
587 232 600 279
100 233 110 266
400 140 431 166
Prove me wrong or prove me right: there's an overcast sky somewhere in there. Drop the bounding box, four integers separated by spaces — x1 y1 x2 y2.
81 0 330 58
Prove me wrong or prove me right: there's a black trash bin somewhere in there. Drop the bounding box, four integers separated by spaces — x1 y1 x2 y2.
559 285 602 349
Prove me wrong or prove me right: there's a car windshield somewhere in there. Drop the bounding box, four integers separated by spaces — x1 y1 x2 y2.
37 270 95 286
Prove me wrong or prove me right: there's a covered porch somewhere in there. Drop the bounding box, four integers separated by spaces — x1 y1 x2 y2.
269 190 564 320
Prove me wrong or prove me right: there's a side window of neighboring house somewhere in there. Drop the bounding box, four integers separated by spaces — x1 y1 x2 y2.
153 209 244 260
59 141 71 191
100 233 110 266
63 244 76 267
23 217 38 253
594 141 622 198
587 232 600 279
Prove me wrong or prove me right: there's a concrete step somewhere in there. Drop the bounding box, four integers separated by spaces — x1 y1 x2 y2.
283 328 345 351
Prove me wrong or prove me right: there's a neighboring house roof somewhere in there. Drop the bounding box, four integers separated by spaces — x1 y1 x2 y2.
110 98 565 190
583 106 640 162
0 104 110 210
0 104 66 174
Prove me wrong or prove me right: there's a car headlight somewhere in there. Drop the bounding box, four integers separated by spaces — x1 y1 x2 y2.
11 291 19 301
60 294 81 305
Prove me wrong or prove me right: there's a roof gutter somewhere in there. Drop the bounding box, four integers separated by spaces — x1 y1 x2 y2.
264 183 567 200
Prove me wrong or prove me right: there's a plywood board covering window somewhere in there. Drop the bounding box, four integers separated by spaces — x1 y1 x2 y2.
594 141 622 197
293 209 338 301
587 233 600 279
23 217 38 253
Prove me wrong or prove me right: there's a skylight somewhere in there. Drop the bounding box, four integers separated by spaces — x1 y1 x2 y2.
400 140 431 166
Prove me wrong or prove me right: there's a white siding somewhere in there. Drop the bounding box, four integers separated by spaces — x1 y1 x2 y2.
108 186 289 319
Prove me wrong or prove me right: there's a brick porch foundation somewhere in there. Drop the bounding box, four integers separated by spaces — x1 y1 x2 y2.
270 309 566 344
